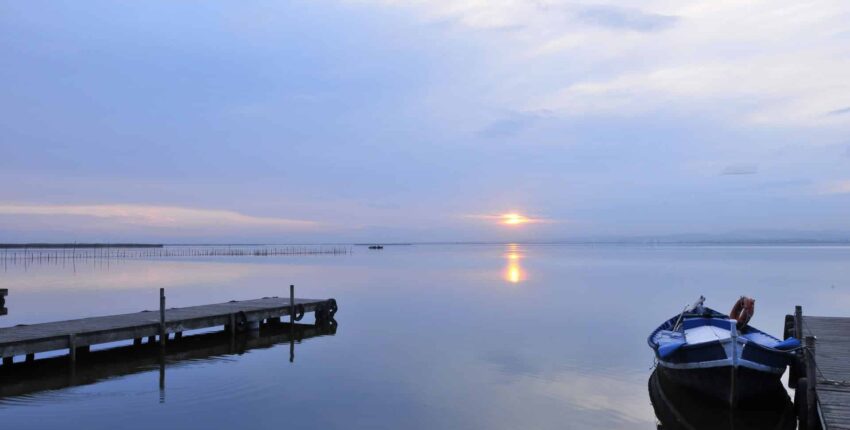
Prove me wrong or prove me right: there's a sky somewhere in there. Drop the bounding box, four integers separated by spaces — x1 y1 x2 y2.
1 0 849 243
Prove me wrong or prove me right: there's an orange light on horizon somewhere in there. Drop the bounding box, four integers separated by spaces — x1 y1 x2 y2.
501 213 531 226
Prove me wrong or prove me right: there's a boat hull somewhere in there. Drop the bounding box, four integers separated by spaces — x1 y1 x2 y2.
649 369 795 430
657 364 784 406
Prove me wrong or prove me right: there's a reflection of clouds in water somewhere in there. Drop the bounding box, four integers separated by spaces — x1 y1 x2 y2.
408 348 654 429
517 369 654 425
479 349 653 426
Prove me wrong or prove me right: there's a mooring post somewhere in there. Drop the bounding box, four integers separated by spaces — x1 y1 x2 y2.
159 288 166 347
290 284 295 323
805 335 818 429
69 334 76 364
290 284 295 363
795 305 803 340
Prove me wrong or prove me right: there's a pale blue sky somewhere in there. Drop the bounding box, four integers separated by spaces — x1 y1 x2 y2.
1 1 849 242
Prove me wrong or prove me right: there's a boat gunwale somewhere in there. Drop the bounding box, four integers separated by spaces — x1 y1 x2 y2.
647 307 793 356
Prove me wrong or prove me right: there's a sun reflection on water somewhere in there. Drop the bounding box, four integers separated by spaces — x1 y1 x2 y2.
503 244 527 284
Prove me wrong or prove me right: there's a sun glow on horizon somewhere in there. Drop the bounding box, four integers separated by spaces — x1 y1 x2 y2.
501 212 531 226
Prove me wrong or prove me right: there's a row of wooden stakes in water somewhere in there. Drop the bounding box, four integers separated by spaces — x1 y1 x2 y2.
1 246 351 262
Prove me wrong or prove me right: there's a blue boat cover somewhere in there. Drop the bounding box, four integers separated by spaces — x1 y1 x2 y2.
656 330 686 358
773 337 801 350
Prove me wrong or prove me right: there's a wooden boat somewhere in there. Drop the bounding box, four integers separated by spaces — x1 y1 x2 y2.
648 297 800 405
648 369 796 430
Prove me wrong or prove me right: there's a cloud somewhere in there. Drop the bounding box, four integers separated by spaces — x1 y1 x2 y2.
575 5 677 32
827 106 850 116
0 203 319 230
464 212 556 226
357 0 850 126
477 112 540 138
721 163 759 176
820 181 850 195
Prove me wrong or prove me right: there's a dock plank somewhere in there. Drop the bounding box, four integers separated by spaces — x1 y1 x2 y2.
803 315 850 430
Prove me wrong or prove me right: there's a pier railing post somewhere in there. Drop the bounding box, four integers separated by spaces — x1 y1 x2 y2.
795 306 803 340
290 285 295 323
160 288 166 347
290 284 295 363
805 335 818 429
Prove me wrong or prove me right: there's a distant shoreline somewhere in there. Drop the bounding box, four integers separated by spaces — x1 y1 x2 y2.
0 243 164 249
3 240 850 249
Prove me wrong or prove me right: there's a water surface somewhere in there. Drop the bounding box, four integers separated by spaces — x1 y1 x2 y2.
2 244 848 429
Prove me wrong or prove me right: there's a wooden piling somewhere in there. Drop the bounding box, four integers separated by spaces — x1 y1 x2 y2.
290 284 295 362
805 336 818 429
69 334 76 363
795 306 803 340
290 285 295 324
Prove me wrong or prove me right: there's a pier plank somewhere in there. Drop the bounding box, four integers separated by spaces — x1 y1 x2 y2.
803 315 850 430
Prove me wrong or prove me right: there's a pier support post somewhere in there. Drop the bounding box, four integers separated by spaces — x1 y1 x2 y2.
2 356 12 366
290 285 295 323
795 306 803 340
69 334 76 363
25 353 34 362
788 305 804 389
290 284 295 363
134 338 142 346
805 336 818 429
159 288 166 347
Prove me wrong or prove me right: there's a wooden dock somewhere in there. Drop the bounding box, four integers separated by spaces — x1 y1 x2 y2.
0 287 337 365
787 306 850 430
0 320 336 400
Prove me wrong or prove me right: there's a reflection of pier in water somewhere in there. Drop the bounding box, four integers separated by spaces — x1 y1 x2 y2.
0 320 337 402
648 370 795 430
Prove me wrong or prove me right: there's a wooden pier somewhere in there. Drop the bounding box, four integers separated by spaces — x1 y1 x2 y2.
0 289 6 316
0 320 337 400
0 287 337 365
787 306 850 430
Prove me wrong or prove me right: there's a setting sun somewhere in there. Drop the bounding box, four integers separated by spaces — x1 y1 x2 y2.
501 213 530 226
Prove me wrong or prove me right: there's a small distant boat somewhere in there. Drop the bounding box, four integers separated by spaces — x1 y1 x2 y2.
648 296 800 405
368 245 383 250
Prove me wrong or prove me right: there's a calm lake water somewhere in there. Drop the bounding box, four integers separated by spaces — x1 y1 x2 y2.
1 244 848 429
